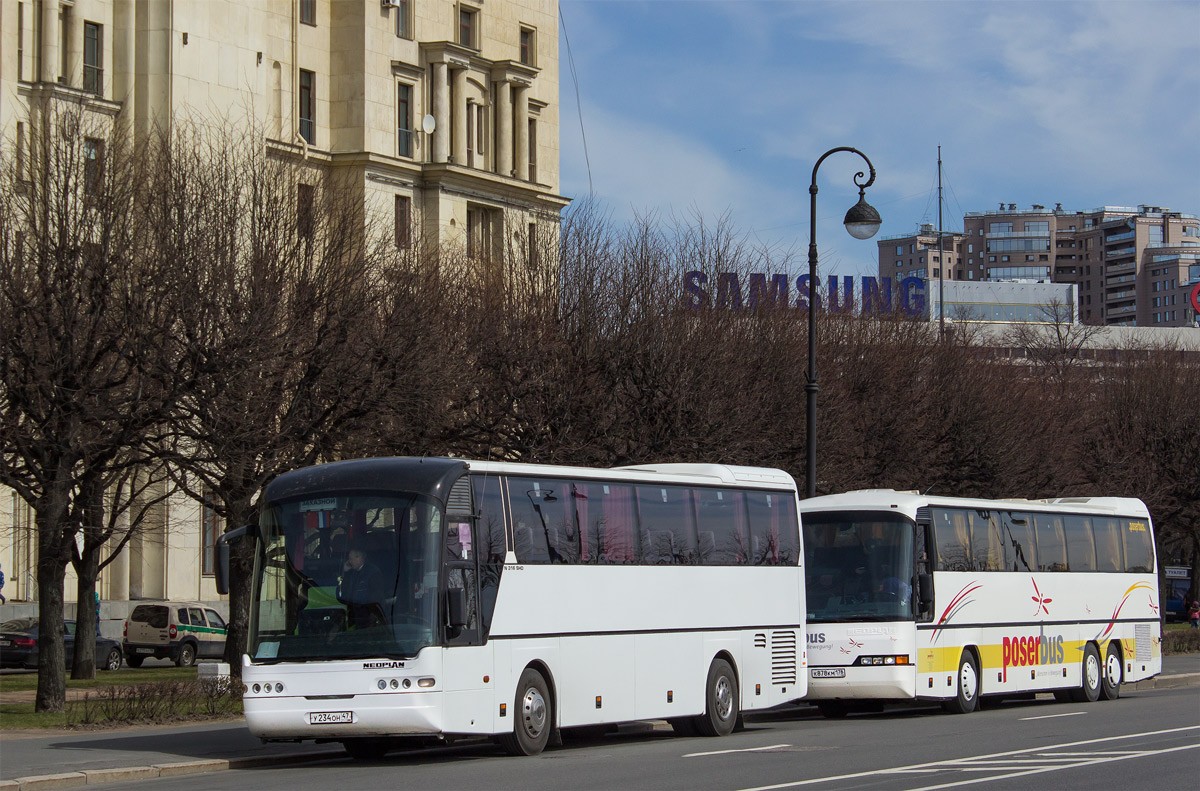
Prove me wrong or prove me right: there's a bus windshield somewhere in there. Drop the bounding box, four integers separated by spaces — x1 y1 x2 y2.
248 491 443 662
803 511 914 623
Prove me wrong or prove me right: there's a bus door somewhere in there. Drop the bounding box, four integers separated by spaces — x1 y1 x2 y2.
440 476 495 734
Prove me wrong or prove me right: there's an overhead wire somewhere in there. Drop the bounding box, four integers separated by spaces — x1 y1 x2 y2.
559 5 593 196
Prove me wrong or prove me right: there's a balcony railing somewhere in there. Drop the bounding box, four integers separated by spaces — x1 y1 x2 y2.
1105 247 1136 259
1105 230 1136 244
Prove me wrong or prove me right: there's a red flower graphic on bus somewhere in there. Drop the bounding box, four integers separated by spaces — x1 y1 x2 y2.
1031 578 1052 616
1093 582 1156 642
930 581 982 643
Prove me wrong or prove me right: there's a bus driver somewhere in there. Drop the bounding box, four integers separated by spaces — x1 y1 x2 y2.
337 545 386 629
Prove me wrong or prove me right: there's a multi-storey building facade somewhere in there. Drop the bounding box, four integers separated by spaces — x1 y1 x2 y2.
0 0 566 622
1 0 567 255
879 204 1200 327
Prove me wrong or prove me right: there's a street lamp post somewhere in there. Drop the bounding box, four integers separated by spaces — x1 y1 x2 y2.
806 147 881 498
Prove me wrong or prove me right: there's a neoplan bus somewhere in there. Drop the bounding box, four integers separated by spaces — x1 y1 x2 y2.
798 491 1160 717
217 457 806 758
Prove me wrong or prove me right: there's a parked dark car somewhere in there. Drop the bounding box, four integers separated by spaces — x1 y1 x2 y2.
0 618 123 671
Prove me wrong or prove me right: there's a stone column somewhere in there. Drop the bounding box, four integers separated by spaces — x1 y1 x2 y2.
495 79 512 177
514 85 530 181
452 66 468 165
40 0 61 83
432 62 449 163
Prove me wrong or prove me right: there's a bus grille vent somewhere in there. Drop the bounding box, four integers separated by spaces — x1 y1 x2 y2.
771 631 797 685
754 633 767 648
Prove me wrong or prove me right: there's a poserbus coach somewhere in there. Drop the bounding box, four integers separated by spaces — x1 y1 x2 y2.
799 491 1161 716
218 457 806 757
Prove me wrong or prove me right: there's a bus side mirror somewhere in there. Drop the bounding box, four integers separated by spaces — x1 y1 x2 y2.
446 587 468 629
216 524 257 596
917 573 934 608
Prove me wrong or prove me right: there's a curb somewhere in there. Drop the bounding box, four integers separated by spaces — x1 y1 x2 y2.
3 750 345 790
4 674 1197 789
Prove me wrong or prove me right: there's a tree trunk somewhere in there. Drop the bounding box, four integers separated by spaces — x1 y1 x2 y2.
70 549 100 680
34 491 71 713
70 483 106 680
221 493 257 680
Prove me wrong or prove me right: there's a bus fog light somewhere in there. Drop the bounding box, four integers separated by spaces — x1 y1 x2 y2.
253 684 261 693
377 679 387 690
402 678 412 689
417 677 435 688
390 679 399 689
275 683 284 693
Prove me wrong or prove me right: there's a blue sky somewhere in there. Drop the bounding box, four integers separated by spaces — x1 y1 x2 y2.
557 0 1200 277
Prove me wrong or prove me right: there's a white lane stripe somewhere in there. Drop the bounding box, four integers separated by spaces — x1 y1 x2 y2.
735 725 1200 791
685 744 791 758
1019 711 1088 721
902 743 1200 791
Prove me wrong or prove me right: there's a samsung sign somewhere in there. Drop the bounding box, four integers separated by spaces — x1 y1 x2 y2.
684 272 926 315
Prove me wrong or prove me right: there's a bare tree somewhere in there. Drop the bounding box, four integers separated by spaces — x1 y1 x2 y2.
145 124 393 674
0 105 185 710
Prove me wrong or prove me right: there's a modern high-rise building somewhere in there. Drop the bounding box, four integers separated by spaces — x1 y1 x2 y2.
879 204 1200 327
0 0 568 255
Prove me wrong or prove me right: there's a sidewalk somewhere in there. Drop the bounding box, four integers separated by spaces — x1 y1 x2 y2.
2 657 1197 789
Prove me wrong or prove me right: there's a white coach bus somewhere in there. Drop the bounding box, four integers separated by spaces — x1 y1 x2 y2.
218 457 805 757
799 490 1160 717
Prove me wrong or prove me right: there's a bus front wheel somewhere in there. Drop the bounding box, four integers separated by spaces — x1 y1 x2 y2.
1070 644 1102 703
943 651 979 714
1100 643 1122 700
500 667 553 756
694 658 739 737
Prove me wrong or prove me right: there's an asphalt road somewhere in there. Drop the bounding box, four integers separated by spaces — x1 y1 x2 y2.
82 684 1199 791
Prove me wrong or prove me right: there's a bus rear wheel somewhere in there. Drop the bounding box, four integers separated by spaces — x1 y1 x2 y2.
943 651 979 714
694 658 739 737
1100 643 1121 701
1070 644 1102 702
500 667 553 756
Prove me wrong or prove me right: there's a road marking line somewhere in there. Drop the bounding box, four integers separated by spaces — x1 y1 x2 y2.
1020 711 1087 721
685 744 791 758
901 743 1200 791
736 725 1200 791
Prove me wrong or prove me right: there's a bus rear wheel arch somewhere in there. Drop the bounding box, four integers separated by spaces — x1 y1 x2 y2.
943 648 980 714
500 665 555 756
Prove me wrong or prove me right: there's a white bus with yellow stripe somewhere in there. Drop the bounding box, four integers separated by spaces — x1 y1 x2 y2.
799 491 1160 716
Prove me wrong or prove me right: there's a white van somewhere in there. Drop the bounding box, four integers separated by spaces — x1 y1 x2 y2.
123 602 228 667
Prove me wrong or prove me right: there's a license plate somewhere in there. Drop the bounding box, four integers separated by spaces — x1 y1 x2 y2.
137 648 154 654
309 711 353 725
811 668 846 679
0 640 10 647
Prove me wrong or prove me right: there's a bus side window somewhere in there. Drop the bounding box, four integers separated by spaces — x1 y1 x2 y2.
969 511 1004 571
933 509 971 571
1122 519 1154 573
1064 516 1097 572
1092 517 1123 572
1033 514 1068 572
1002 512 1036 573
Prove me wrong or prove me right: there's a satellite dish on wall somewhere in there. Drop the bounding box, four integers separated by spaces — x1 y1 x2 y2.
422 114 436 135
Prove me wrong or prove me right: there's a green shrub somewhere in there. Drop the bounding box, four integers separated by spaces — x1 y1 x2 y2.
66 678 242 727
1162 628 1200 655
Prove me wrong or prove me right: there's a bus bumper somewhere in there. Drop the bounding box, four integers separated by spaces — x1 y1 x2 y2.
806 666 916 700
244 690 442 740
